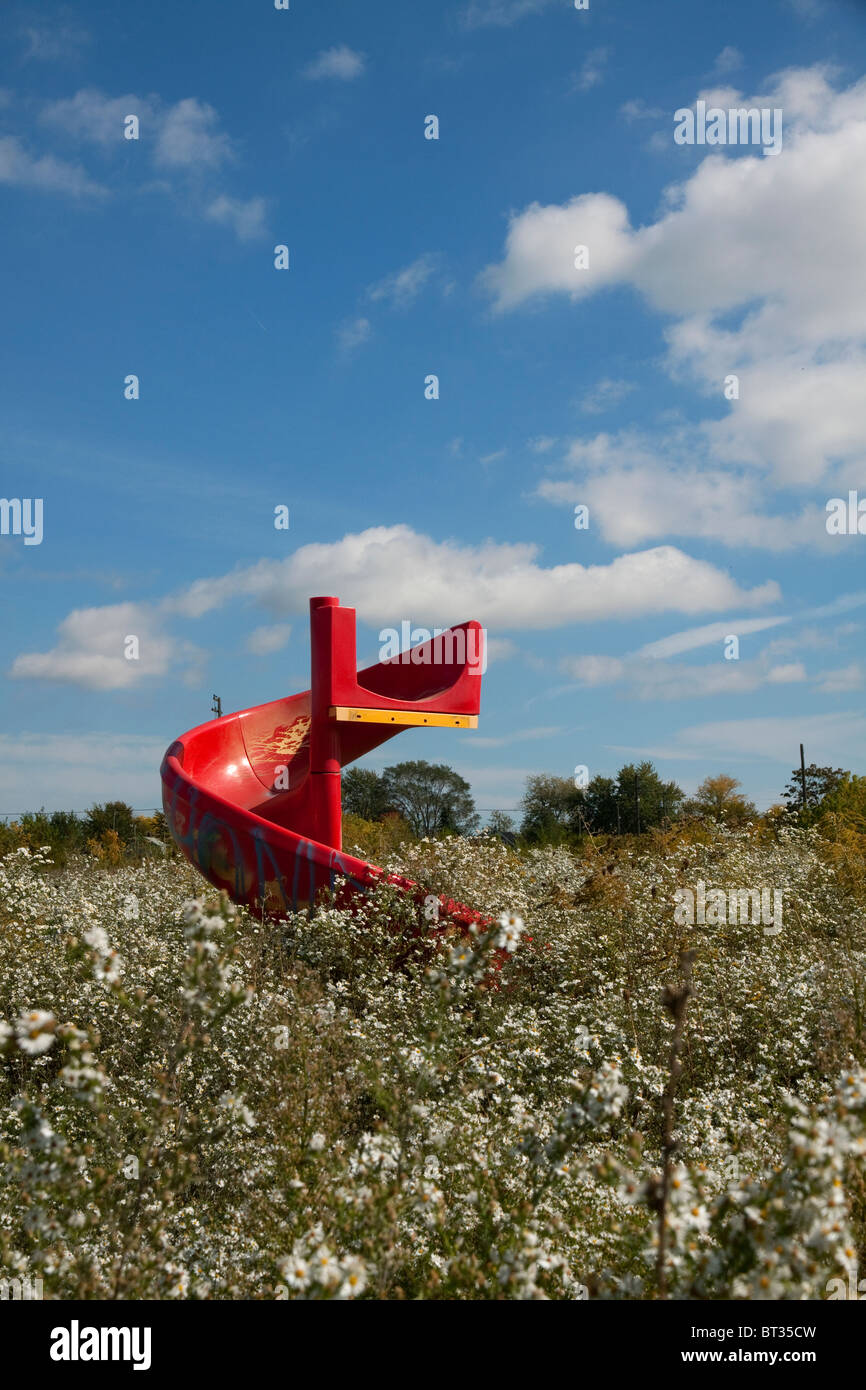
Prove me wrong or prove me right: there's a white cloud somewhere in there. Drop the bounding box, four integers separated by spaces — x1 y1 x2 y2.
481 69 866 507
154 98 235 169
636 616 791 660
460 0 556 27
783 0 822 19
0 733 166 813
336 316 372 354
0 134 106 198
536 428 828 552
19 20 90 63
205 194 267 241
479 192 636 312
559 602 866 701
619 98 664 122
712 46 743 76
579 377 635 414
614 710 866 765
564 654 626 686
573 48 609 94
303 46 366 81
9 604 202 691
561 651 807 701
366 254 440 308
43 91 235 169
815 664 864 694
246 624 292 656
10 526 781 688
37 89 261 240
485 636 520 664
163 526 779 630
41 89 153 146
466 725 563 749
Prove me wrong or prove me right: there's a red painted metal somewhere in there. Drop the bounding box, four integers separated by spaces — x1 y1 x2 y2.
161 597 486 926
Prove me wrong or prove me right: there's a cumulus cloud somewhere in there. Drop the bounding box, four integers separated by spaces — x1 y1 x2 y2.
579 378 635 414
40 88 154 145
336 316 372 355
573 48 610 94
36 88 265 238
482 68 866 516
8 526 781 688
19 20 90 63
712 46 743 76
43 91 235 171
246 624 292 656
536 428 828 552
366 254 441 308
0 134 106 198
619 98 664 122
9 604 202 691
561 649 807 702
460 0 557 27
479 192 636 312
165 526 779 631
303 46 366 81
205 194 267 241
154 97 235 169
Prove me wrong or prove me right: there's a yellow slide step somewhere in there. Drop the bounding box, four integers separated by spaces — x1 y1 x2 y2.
330 706 478 728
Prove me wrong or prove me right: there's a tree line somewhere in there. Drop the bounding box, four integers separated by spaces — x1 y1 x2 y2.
1 760 862 864
0 803 170 865
344 758 865 843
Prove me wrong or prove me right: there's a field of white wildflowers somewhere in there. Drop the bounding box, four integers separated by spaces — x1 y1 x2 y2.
1 821 865 1300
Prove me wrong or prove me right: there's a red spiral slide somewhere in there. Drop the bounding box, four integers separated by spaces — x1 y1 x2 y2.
161 596 487 926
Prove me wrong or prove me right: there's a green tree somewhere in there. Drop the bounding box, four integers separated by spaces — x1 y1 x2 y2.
342 767 389 821
381 761 479 837
782 763 848 815
486 810 516 839
684 775 757 826
820 773 866 832
519 775 583 843
15 809 86 864
83 801 137 846
583 775 621 834
614 762 683 833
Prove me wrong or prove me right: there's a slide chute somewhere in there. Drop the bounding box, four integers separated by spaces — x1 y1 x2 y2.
161 596 486 926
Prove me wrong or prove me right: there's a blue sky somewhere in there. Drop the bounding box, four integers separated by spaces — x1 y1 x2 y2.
1 0 865 820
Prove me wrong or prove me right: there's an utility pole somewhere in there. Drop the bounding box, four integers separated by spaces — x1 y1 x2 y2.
634 771 641 836
614 791 621 836
211 694 223 719
799 742 807 812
